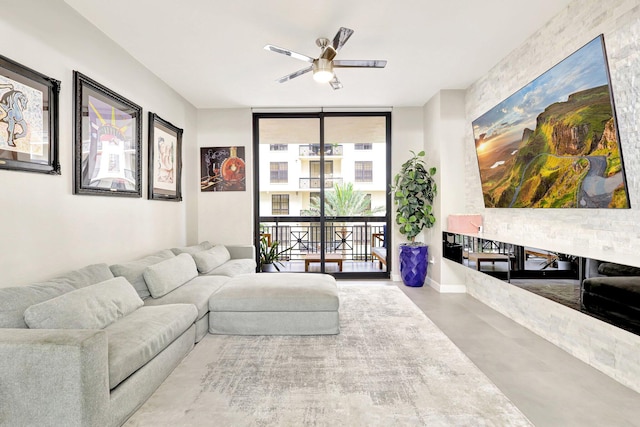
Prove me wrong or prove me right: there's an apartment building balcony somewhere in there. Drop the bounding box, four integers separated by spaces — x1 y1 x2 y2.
298 144 343 157
259 220 387 273
299 177 343 189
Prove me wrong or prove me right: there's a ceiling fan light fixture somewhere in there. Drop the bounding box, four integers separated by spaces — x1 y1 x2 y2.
266 27 387 89
313 58 334 83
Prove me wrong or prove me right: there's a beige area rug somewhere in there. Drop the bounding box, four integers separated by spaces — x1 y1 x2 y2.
125 285 532 426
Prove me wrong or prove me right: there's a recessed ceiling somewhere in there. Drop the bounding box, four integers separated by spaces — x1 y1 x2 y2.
64 0 571 109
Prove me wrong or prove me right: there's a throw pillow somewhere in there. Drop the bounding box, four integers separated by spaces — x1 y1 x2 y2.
192 245 231 274
109 249 175 299
143 253 198 298
23 277 143 330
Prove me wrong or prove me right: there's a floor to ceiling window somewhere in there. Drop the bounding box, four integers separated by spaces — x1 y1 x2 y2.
253 112 391 278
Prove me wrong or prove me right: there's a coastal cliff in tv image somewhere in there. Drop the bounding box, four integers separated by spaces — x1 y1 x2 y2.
472 35 630 209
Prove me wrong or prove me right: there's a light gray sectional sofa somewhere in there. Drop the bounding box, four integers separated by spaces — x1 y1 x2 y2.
0 241 256 427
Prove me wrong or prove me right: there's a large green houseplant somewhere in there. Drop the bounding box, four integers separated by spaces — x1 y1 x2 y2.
390 150 437 286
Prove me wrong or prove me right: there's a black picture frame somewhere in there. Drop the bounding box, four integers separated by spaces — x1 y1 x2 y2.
0 54 60 174
148 112 183 201
73 71 142 197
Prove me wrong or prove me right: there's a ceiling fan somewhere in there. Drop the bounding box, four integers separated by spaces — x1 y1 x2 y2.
264 27 387 90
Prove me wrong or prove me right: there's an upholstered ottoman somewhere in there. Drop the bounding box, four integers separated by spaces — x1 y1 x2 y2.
208 273 339 335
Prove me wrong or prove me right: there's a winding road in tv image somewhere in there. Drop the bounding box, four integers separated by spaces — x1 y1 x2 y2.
578 155 623 208
509 154 619 208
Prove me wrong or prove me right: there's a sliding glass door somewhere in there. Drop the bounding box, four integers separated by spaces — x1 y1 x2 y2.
254 112 390 278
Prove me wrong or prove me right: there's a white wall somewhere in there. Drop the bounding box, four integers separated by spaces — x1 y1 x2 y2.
196 108 254 245
390 107 425 281
423 90 467 292
459 0 640 393
0 0 197 287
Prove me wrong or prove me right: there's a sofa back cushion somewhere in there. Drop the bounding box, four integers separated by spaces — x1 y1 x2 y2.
0 263 114 328
192 245 231 274
598 262 640 277
109 249 175 299
170 241 213 256
24 277 143 330
143 253 198 298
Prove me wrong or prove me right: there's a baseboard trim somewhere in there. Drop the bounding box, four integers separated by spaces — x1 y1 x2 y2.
427 277 466 293
391 275 466 293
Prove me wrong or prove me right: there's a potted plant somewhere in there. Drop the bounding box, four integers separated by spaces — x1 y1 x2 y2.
259 235 289 272
556 253 577 271
390 150 437 287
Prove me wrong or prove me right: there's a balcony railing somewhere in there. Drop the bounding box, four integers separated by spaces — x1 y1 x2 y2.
299 177 343 189
259 221 386 265
298 144 343 157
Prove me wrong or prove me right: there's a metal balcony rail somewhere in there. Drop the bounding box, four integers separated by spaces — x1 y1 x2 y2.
298 144 344 157
259 221 386 263
298 177 344 189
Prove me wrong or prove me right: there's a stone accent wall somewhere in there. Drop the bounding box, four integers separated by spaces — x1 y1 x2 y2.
462 0 640 393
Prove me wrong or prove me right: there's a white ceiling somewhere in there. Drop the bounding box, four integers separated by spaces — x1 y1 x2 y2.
64 0 572 109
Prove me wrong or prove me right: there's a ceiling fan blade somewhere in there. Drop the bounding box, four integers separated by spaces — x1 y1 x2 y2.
276 65 313 83
329 75 343 90
332 27 354 51
333 59 387 68
264 45 314 63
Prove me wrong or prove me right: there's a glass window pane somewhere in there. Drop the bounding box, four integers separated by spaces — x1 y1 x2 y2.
258 117 320 218
324 116 387 216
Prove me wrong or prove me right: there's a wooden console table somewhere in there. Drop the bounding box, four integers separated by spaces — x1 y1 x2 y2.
303 253 344 272
467 252 511 282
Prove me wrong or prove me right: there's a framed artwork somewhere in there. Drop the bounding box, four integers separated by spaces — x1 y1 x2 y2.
0 54 60 174
200 146 246 192
73 71 142 197
148 112 183 201
472 35 629 209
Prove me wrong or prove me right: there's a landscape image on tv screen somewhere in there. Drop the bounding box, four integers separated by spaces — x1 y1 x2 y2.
472 35 630 209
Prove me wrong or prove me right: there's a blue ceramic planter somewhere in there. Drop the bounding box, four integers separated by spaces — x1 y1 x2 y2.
399 244 429 287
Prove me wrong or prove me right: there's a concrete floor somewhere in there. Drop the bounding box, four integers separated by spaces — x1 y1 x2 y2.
388 281 640 427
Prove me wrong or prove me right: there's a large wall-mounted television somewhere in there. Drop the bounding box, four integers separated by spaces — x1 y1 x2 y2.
472 35 630 208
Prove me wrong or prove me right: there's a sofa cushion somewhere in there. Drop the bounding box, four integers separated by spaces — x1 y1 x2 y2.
170 241 213 256
204 258 257 277
0 263 114 328
143 253 198 298
598 262 640 277
192 245 231 274
209 273 339 312
50 263 115 290
24 277 143 330
143 275 229 320
0 283 74 328
105 304 197 389
110 250 175 300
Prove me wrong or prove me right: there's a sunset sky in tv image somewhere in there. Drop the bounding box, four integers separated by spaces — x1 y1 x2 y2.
473 36 611 155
